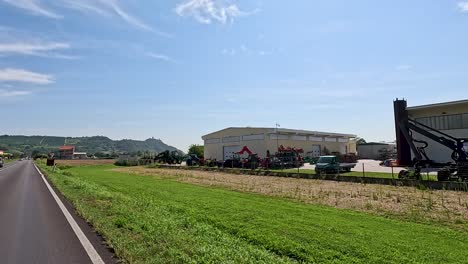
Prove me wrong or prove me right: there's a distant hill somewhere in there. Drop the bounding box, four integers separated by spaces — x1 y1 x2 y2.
0 135 182 157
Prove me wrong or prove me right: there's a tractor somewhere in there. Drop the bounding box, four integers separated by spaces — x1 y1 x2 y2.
264 145 304 169
154 150 183 165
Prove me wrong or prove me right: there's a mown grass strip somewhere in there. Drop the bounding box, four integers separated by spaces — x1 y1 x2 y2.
38 163 468 263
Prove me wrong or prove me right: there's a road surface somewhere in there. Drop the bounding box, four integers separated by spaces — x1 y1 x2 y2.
0 160 114 264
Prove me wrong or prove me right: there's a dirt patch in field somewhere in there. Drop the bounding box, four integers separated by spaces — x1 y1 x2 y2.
113 167 468 229
55 159 116 166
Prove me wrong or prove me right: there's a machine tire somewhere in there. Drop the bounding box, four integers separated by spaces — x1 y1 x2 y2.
398 170 410 179
437 168 451 182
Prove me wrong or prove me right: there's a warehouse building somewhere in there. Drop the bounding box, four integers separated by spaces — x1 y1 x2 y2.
406 100 468 164
202 127 356 161
357 142 396 160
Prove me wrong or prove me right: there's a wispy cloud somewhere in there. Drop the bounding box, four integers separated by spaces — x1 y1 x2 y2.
146 52 173 62
175 0 256 24
3 0 164 34
221 45 273 57
61 0 110 16
0 89 32 97
0 27 78 59
103 0 153 31
458 2 468 12
0 68 54 84
0 42 70 56
2 0 62 19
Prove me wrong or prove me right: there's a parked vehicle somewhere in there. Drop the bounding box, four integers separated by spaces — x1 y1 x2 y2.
263 145 304 169
186 154 202 166
154 150 183 164
222 146 261 169
315 155 356 174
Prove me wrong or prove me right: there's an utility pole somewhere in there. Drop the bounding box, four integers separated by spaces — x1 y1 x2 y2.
276 123 281 170
275 123 280 152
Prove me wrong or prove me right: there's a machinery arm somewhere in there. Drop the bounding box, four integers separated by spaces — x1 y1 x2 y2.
237 146 253 155
398 117 468 163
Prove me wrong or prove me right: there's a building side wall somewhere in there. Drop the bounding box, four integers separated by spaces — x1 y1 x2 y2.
357 144 394 160
204 139 267 160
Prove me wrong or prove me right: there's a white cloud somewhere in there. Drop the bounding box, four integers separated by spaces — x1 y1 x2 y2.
176 0 254 24
61 0 110 16
146 52 172 62
61 0 163 33
458 2 468 12
2 0 62 19
99 0 153 31
0 89 32 97
3 0 161 34
0 68 54 84
0 28 78 59
0 42 70 56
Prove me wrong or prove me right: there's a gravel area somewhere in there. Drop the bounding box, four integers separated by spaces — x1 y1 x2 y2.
302 159 437 174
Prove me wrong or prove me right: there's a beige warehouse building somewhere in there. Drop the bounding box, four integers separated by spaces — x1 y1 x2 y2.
407 100 468 163
202 127 357 161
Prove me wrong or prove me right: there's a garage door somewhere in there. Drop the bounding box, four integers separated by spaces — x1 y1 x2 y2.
223 145 240 160
309 145 321 157
340 145 347 154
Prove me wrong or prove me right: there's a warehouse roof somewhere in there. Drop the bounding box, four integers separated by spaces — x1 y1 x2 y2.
407 99 468 111
202 127 356 139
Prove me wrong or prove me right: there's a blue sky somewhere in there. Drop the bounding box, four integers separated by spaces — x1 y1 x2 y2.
1 0 468 151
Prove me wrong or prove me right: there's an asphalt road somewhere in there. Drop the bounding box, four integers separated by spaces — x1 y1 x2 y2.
0 160 114 264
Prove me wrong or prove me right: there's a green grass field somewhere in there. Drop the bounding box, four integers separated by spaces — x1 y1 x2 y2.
38 163 467 263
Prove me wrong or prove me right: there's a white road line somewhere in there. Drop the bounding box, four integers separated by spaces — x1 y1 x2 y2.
33 163 105 264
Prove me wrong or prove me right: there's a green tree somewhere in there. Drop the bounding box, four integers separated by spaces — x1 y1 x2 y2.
356 137 367 145
188 144 204 158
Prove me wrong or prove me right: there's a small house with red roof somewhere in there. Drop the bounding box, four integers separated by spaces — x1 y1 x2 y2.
59 145 75 159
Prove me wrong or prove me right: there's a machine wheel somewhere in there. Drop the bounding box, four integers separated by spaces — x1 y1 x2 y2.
437 168 451 182
398 170 410 179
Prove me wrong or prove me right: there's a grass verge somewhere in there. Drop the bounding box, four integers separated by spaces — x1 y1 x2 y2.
37 162 468 263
